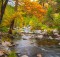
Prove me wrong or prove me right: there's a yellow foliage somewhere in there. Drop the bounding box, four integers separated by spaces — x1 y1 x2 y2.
2 11 24 27
29 20 35 29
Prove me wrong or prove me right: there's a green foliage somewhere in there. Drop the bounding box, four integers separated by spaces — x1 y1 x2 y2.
55 0 60 12
56 0 60 3
43 6 54 27
0 26 8 32
2 36 11 42
8 51 17 57
53 13 60 29
29 16 39 29
24 16 31 26
0 0 1 9
47 6 53 19
14 17 21 27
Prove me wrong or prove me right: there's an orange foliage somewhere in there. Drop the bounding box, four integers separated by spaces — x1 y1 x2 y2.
24 1 46 21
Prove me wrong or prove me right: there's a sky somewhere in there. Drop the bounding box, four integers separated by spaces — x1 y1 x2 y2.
8 0 15 7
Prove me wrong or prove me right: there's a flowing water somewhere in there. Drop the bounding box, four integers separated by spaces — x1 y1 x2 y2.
13 34 60 57
0 33 60 57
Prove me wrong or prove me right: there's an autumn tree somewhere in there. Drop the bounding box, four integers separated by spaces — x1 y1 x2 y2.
2 11 24 34
23 1 46 21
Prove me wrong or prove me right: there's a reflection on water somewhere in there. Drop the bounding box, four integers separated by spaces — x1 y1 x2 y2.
16 39 36 47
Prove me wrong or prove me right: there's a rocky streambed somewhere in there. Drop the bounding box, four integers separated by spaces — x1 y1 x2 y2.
0 32 60 57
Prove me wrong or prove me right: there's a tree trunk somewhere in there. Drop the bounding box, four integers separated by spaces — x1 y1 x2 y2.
15 0 18 11
0 0 9 24
8 19 15 34
9 0 18 34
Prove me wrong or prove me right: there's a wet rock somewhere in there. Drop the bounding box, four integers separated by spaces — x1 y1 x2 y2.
34 30 42 33
54 33 59 36
2 41 12 47
37 35 43 39
16 53 21 57
31 35 35 38
0 50 5 56
37 54 42 57
42 29 47 35
55 38 60 40
53 29 59 36
58 43 60 45
48 36 53 39
53 29 58 33
0 45 11 53
21 55 28 57
22 34 32 40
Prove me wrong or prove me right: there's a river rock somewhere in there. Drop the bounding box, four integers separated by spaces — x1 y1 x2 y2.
42 29 47 35
53 29 58 33
37 35 43 39
58 43 60 45
34 30 42 33
21 55 28 57
55 38 60 40
48 36 53 39
2 41 12 47
22 34 32 39
0 50 4 56
37 54 42 57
